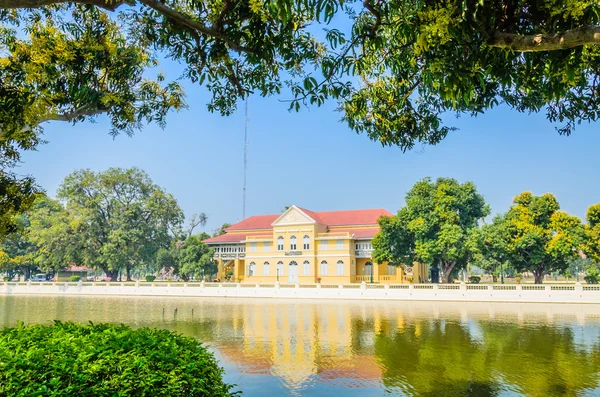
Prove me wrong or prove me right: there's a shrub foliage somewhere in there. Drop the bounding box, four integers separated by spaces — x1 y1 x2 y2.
0 322 238 396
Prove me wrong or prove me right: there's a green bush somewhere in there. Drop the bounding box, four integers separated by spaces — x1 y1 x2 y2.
2 276 9 282
584 275 598 284
0 322 238 396
69 275 81 282
145 275 156 282
468 275 481 284
585 267 599 284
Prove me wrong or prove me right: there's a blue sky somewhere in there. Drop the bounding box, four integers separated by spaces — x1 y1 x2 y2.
17 75 600 234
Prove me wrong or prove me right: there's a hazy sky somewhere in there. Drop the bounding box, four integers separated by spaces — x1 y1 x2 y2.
17 71 600 234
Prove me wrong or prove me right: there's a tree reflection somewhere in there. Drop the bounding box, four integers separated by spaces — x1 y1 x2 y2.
375 320 600 397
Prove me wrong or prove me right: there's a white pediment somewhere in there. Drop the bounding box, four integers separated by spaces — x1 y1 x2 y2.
271 205 317 226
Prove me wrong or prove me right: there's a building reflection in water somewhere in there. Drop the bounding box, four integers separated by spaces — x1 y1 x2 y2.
2 296 600 396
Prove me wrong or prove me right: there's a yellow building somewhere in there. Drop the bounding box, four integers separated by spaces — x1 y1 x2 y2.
203 205 427 284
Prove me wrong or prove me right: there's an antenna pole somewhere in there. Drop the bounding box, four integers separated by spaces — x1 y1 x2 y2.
242 97 249 220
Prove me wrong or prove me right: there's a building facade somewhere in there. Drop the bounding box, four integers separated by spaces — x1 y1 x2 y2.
203 205 427 284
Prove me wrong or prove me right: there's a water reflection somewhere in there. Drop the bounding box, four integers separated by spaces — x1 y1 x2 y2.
1 296 600 396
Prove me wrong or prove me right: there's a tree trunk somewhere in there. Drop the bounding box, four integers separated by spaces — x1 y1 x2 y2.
441 272 453 284
22 267 31 281
533 266 545 284
104 269 119 281
126 265 132 282
440 261 456 284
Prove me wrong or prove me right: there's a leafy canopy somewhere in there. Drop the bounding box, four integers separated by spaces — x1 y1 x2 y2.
471 215 512 275
583 203 600 264
372 177 489 283
157 233 216 280
3 0 600 228
499 192 584 283
28 167 184 279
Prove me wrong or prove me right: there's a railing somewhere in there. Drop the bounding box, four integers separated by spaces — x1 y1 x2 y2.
355 249 373 257
466 285 488 290
493 285 516 290
3 282 600 303
350 275 400 283
213 253 246 259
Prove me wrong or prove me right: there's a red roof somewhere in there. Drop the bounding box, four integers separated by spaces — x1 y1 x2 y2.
64 265 92 272
225 214 279 231
225 207 392 231
296 207 392 227
203 232 273 244
339 228 381 239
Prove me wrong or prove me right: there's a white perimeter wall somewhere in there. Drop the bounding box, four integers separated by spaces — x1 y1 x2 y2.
2 281 600 304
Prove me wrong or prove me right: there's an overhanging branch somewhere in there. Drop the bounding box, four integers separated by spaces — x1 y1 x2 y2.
138 0 255 54
488 25 600 52
0 0 131 11
0 0 255 54
39 106 107 123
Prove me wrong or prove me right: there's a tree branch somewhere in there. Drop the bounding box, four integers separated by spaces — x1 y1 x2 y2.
363 0 382 39
0 0 131 11
138 0 255 54
0 0 255 54
38 106 107 123
488 25 600 52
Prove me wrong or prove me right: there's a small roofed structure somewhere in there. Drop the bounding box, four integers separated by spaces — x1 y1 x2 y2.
56 265 92 282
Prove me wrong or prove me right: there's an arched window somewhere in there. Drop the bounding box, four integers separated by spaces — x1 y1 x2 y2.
248 262 256 276
336 260 344 276
290 236 297 250
364 262 372 276
263 261 270 276
303 235 310 250
277 261 284 276
277 236 284 251
302 261 310 276
320 260 328 276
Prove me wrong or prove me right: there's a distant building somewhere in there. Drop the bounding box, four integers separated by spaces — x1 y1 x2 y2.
203 205 427 284
55 265 92 282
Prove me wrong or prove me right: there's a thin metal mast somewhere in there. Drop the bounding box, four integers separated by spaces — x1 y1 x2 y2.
242 97 249 220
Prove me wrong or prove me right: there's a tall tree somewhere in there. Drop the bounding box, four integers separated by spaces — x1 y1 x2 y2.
472 216 512 281
27 196 82 272
55 167 183 280
0 211 40 280
178 233 216 281
373 177 489 283
500 192 584 284
584 203 600 265
156 233 215 281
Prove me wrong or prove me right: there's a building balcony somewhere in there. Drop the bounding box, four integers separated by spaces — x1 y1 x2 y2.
214 253 246 259
355 249 373 258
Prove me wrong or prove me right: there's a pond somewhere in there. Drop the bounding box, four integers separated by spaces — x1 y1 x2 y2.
1 295 600 396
